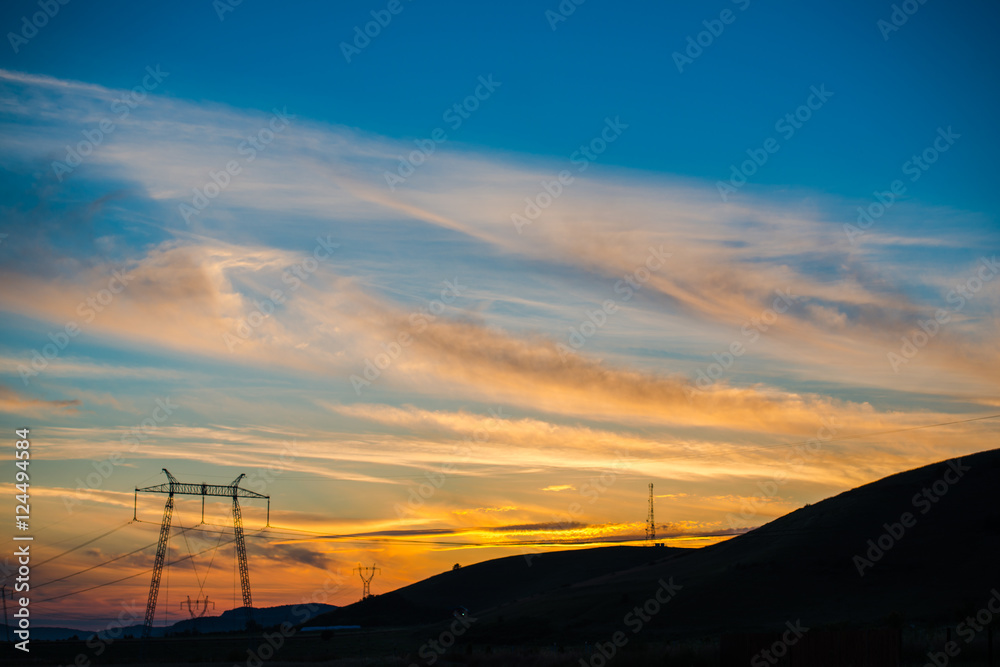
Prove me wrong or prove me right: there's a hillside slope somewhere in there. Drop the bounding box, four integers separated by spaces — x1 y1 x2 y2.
312 448 1000 640
309 545 682 627
482 448 1000 638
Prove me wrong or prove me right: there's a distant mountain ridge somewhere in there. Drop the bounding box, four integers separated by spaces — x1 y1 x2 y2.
2 603 337 641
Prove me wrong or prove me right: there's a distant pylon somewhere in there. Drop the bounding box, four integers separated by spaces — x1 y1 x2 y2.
354 563 381 600
645 483 655 545
181 595 215 618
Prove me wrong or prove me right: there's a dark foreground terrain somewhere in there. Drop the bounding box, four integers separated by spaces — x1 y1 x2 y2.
5 448 999 666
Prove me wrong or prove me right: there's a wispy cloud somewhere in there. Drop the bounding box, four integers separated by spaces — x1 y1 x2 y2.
0 384 80 415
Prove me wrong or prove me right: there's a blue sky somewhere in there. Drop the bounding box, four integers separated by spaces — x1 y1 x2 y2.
3 0 998 213
0 0 997 628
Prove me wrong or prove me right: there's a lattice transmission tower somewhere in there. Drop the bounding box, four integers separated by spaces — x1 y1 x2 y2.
134 469 269 637
354 563 380 600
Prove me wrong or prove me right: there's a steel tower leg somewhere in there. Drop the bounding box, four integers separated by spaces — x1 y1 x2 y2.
232 493 254 629
142 493 174 638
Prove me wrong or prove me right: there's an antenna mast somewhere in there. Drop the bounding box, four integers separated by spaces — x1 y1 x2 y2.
645 482 656 545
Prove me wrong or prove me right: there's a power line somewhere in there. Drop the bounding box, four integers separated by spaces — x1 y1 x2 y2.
36 529 260 604
35 524 201 590
35 541 152 590
34 522 131 568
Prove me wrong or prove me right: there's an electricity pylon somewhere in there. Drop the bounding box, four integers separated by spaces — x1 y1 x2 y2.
645 483 656 545
181 596 215 618
135 469 269 637
354 563 380 600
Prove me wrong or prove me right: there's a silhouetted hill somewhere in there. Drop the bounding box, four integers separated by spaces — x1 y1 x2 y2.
313 448 1000 641
477 448 1000 639
308 544 681 627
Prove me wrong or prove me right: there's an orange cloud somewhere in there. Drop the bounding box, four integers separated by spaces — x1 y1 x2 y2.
0 385 80 415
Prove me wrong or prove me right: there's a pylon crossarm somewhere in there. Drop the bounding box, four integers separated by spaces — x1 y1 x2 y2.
136 481 268 499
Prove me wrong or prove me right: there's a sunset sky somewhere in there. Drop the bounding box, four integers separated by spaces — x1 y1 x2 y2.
0 0 998 630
